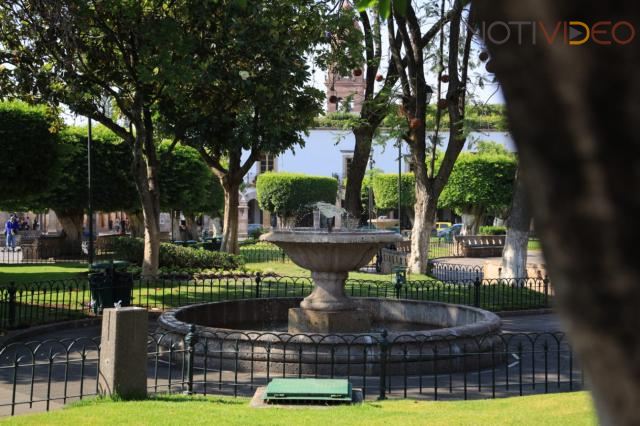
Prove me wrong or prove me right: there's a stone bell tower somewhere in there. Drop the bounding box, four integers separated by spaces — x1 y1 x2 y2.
325 68 366 113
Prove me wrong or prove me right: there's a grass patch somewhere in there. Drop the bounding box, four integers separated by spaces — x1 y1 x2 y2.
2 392 595 425
0 263 87 284
528 239 542 250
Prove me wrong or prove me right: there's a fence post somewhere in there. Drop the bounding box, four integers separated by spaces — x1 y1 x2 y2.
7 282 16 327
255 272 262 299
474 276 481 307
378 329 389 400
281 250 286 263
543 275 550 306
184 324 197 395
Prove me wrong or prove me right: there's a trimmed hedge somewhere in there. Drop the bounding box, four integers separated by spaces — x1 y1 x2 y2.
112 237 243 270
479 226 507 235
256 172 338 218
372 173 415 210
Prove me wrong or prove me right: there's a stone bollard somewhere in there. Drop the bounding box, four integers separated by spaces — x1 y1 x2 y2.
99 307 148 399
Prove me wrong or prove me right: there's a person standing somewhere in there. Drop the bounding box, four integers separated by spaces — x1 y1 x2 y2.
5 215 17 251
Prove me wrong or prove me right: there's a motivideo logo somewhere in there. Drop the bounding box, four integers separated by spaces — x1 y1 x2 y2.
477 20 636 46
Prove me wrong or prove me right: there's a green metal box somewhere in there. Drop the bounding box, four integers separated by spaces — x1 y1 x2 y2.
264 378 352 402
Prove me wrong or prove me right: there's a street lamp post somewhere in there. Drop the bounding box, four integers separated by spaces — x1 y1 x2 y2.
87 118 94 265
368 151 375 229
397 139 402 234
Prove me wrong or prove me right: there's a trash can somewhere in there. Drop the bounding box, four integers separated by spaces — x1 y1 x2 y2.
89 260 133 314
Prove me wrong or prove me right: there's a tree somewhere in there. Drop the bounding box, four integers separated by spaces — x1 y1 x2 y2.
387 0 474 273
473 0 639 423
438 152 517 235
343 4 451 221
372 173 416 223
501 168 531 278
0 0 196 275
0 101 58 209
159 0 327 253
256 173 338 226
158 142 224 239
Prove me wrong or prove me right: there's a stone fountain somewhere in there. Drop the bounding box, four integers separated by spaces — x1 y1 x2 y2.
157 203 502 375
260 228 402 333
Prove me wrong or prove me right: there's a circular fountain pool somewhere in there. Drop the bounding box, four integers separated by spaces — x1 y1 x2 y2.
157 297 502 374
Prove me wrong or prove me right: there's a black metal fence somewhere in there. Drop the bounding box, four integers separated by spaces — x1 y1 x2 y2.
0 330 583 416
0 275 552 330
0 240 116 265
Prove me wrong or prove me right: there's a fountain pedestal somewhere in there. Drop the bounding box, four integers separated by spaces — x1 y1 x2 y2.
288 308 371 333
289 271 372 333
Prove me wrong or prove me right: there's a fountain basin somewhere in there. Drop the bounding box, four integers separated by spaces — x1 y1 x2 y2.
157 297 502 374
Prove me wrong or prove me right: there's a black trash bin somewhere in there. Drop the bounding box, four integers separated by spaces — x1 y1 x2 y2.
89 260 133 314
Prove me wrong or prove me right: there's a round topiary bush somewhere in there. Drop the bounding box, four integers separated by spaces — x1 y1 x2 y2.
256 172 338 224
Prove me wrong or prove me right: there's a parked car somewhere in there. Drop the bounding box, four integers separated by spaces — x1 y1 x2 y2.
431 221 452 236
437 223 462 242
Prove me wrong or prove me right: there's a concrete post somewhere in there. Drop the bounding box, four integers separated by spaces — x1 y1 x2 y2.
99 307 148 398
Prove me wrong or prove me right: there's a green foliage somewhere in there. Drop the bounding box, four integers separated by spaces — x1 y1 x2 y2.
43 126 139 213
256 173 338 218
159 0 329 171
372 173 415 210
0 101 59 209
112 237 242 270
381 104 508 132
439 152 517 216
313 112 363 129
479 226 507 235
158 142 223 215
475 141 514 157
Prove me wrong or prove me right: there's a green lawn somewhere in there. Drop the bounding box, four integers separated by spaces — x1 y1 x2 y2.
0 263 87 284
245 261 432 282
2 392 595 425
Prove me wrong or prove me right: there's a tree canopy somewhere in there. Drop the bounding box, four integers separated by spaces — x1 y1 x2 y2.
158 142 223 216
439 152 517 217
43 126 139 214
0 101 59 210
372 173 416 210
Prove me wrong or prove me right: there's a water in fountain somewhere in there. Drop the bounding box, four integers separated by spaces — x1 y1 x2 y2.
272 201 373 232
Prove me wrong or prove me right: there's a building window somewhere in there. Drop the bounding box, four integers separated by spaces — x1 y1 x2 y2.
259 154 275 174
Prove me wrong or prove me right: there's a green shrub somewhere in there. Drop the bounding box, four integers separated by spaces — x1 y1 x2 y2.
257 172 338 219
112 237 243 270
479 226 507 235
372 173 415 210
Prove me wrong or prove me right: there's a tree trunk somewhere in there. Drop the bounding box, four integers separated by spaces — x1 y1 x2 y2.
460 206 485 236
139 193 160 276
54 209 84 242
127 211 145 238
344 127 374 221
474 1 640 423
221 179 240 254
130 109 161 276
502 170 531 278
408 181 438 274
185 213 199 241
